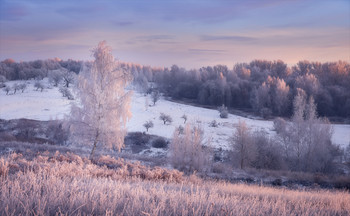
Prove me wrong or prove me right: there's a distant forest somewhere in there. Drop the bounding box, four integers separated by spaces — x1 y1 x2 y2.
1 58 349 120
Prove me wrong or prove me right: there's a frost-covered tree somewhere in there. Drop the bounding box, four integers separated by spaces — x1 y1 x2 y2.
218 104 228 118
59 86 74 100
12 83 20 94
62 69 76 88
48 70 63 87
231 120 257 169
69 41 133 158
151 90 160 105
159 113 173 125
274 90 337 173
3 86 11 95
18 83 27 93
0 75 6 87
143 120 154 132
34 81 44 92
170 123 210 172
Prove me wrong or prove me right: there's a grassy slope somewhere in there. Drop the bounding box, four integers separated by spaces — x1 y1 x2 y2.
1 151 349 216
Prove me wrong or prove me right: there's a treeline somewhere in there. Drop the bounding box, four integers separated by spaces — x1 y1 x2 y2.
128 60 350 119
1 58 349 119
0 58 82 80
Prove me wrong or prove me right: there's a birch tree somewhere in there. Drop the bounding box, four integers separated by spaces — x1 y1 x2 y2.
69 41 133 159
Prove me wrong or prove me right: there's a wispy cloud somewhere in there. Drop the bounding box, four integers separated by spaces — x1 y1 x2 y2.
200 35 256 42
189 49 227 53
134 35 175 42
56 6 103 17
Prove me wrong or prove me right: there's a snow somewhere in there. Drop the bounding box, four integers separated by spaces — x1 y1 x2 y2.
1 79 349 149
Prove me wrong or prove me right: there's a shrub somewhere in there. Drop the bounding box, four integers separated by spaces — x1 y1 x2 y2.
152 137 167 148
209 120 218 127
34 81 44 92
59 87 74 100
3 86 11 95
218 105 228 118
125 132 150 146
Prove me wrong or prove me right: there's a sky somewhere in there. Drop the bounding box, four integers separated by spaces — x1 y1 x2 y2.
0 0 349 69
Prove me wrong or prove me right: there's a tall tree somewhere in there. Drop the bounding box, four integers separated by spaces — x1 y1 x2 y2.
69 41 133 158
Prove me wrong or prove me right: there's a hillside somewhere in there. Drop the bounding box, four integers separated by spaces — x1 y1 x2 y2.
1 79 349 150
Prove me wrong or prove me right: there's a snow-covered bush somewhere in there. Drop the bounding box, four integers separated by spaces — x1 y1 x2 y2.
218 105 228 118
34 81 44 92
3 86 11 95
48 70 63 86
0 75 6 88
59 87 74 100
209 120 218 127
18 83 27 93
12 83 20 94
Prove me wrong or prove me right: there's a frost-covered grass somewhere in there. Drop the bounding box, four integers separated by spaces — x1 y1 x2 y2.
1 152 349 216
0 79 349 149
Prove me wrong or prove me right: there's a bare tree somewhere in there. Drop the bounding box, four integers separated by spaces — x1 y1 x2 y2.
181 114 187 123
143 120 154 132
159 113 173 125
170 123 210 173
48 70 63 87
0 75 6 87
62 69 76 88
231 120 257 169
151 90 160 105
3 86 11 95
18 83 27 93
12 83 20 94
59 87 74 100
69 41 133 159
34 81 44 92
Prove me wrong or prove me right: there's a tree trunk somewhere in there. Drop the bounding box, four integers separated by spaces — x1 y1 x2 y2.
90 131 99 160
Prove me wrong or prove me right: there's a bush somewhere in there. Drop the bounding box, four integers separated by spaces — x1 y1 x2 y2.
209 120 218 127
3 86 11 95
45 120 69 145
59 87 74 100
152 137 168 148
125 132 150 146
34 81 44 92
218 105 228 118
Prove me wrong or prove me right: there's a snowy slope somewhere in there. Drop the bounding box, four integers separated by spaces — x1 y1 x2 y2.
1 80 349 149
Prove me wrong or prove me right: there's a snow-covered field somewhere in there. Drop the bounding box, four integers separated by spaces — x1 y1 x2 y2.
1 80 349 149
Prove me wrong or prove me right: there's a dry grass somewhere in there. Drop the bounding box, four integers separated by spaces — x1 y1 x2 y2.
0 152 349 215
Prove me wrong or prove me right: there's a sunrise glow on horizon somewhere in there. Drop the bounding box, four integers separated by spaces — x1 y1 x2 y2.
0 0 349 69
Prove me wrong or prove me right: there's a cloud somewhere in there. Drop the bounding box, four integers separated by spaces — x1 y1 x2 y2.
188 49 227 53
200 35 256 42
134 35 175 42
56 6 103 17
